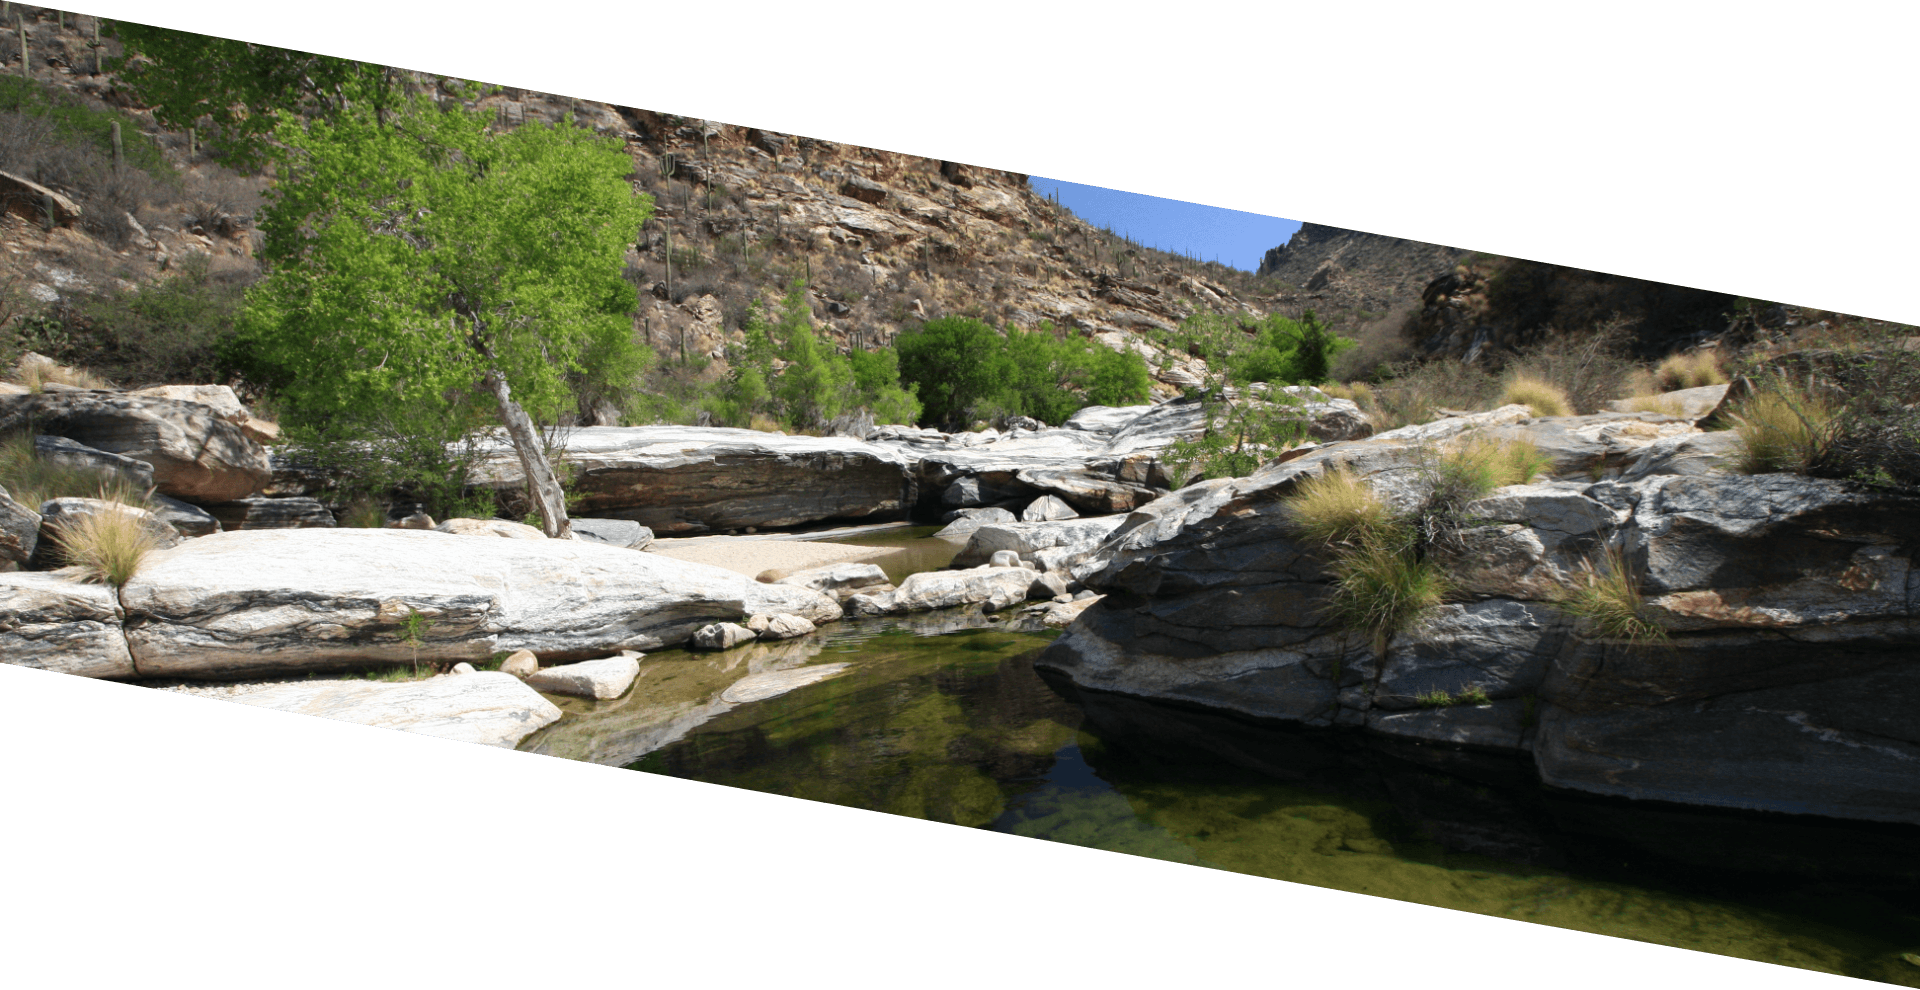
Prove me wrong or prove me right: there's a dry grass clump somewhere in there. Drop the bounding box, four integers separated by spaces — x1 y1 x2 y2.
1500 375 1574 417
11 354 112 392
1653 350 1728 391
337 499 388 529
1358 360 1498 431
1729 379 1838 474
1325 536 1449 655
49 491 164 587
1286 467 1391 545
1548 545 1666 644
1441 435 1552 493
1621 393 1687 417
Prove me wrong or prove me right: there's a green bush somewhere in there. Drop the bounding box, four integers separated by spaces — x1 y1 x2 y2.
895 316 1148 428
706 280 922 431
0 75 170 177
33 253 249 387
1174 310 1353 387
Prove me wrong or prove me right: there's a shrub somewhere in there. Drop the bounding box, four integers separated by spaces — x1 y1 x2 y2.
1325 534 1449 655
1549 545 1666 644
1622 393 1686 417
1653 350 1729 391
46 252 250 387
896 315 1147 428
1362 359 1499 431
1286 467 1392 546
1500 374 1573 417
49 490 165 587
1730 379 1838 474
1501 317 1639 414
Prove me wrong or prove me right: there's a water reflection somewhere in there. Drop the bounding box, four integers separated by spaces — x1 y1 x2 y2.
615 638 1920 986
816 525 966 585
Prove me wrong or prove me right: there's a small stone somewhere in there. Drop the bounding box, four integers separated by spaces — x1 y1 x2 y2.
746 613 772 633
525 656 641 700
387 512 435 530
692 622 756 650
450 662 477 675
499 649 538 678
760 614 816 640
989 550 1022 568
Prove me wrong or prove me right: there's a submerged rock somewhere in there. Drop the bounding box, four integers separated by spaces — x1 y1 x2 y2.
771 562 892 601
224 671 562 748
526 655 642 700
720 663 851 704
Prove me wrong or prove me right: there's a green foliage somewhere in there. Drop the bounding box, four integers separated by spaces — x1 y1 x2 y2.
1286 467 1393 546
0 75 169 176
228 87 652 452
895 317 1148 428
1163 391 1311 488
1324 531 1449 656
398 607 436 676
1175 309 1353 387
279 415 498 523
110 24 396 170
703 280 921 431
1731 375 1839 475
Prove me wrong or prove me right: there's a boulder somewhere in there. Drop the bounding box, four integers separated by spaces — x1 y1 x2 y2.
1617 430 1744 481
950 517 1129 569
1474 412 1698 479
747 613 816 640
126 384 250 424
387 511 436 530
851 566 1044 615
33 498 183 568
148 494 221 537
569 517 654 550
470 426 914 535
941 474 1031 509
1020 494 1080 522
0 170 81 227
1606 383 1730 420
116 529 842 678
0 571 135 678
499 649 539 678
692 622 756 650
772 562 892 601
450 662 477 675
0 392 270 504
0 486 39 564
932 507 1015 538
988 550 1022 568
225 672 562 748
207 496 336 531
32 435 155 490
526 655 642 700
435 518 544 539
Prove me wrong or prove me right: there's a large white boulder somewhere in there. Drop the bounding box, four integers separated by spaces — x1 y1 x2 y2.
525 656 642 700
224 671 562 748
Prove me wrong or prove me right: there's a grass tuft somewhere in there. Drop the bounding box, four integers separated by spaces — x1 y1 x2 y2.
1653 350 1729 391
0 431 154 509
1622 393 1687 417
1439 435 1552 494
1325 535 1449 655
1730 380 1838 474
1500 375 1574 418
11 354 112 392
1286 467 1392 546
50 492 164 587
1548 545 1667 644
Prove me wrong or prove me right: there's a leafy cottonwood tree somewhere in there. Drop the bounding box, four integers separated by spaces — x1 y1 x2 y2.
231 87 652 536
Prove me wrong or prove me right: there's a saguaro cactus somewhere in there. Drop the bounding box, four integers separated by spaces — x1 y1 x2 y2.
17 17 26 75
110 119 122 168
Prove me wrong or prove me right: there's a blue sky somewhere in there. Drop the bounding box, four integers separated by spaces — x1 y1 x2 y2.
1026 177 1304 273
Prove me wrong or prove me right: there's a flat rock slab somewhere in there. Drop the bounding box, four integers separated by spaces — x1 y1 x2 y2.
207 496 335 531
569 517 654 550
526 656 641 700
772 562 891 601
34 434 155 489
119 529 841 678
436 517 542 538
0 571 134 678
225 672 563 748
720 663 851 704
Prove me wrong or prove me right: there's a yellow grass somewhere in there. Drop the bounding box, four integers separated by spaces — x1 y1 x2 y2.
1549 545 1667 644
1499 375 1574 418
11 354 112 392
50 492 164 587
1622 394 1686 417
1441 435 1553 491
1653 350 1728 392
1730 383 1837 474
1285 467 1391 545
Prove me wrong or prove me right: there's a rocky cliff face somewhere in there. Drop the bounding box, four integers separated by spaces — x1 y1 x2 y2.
1255 222 1467 336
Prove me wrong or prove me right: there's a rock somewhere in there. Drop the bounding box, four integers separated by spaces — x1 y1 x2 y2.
988 550 1022 568
0 571 134 678
1475 411 1698 479
470 426 914 535
932 507 1015 538
434 517 544 539
864 566 1044 614
387 511 436 530
1029 570 1072 600
32 435 155 490
240 418 281 445
720 663 851 704
1617 430 1744 481
569 517 654 550
692 622 756 650
1020 494 1080 521
499 649 539 678
207 496 336 531
0 487 39 564
1367 701 1532 752
0 170 82 227
449 662 477 675
773 562 891 601
941 474 1030 509
148 494 221 537
950 517 1129 569
1605 383 1730 420
757 613 816 640
117 529 843 678
1061 405 1154 434
225 672 562 748
1025 594 1101 629
0 391 271 504
33 497 183 568
526 655 642 700
126 384 250 424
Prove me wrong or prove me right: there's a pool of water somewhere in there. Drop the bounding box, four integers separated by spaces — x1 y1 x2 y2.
817 524 967 584
594 629 1920 986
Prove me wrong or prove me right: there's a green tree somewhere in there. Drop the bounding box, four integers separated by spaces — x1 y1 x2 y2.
228 87 652 536
110 24 397 169
895 316 1011 427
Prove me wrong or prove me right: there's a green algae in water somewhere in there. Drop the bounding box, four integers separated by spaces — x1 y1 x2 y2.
626 634 1920 986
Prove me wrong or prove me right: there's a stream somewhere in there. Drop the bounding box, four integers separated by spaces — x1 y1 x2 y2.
517 533 1920 986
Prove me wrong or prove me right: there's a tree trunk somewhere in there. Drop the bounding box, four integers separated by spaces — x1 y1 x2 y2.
484 369 573 539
